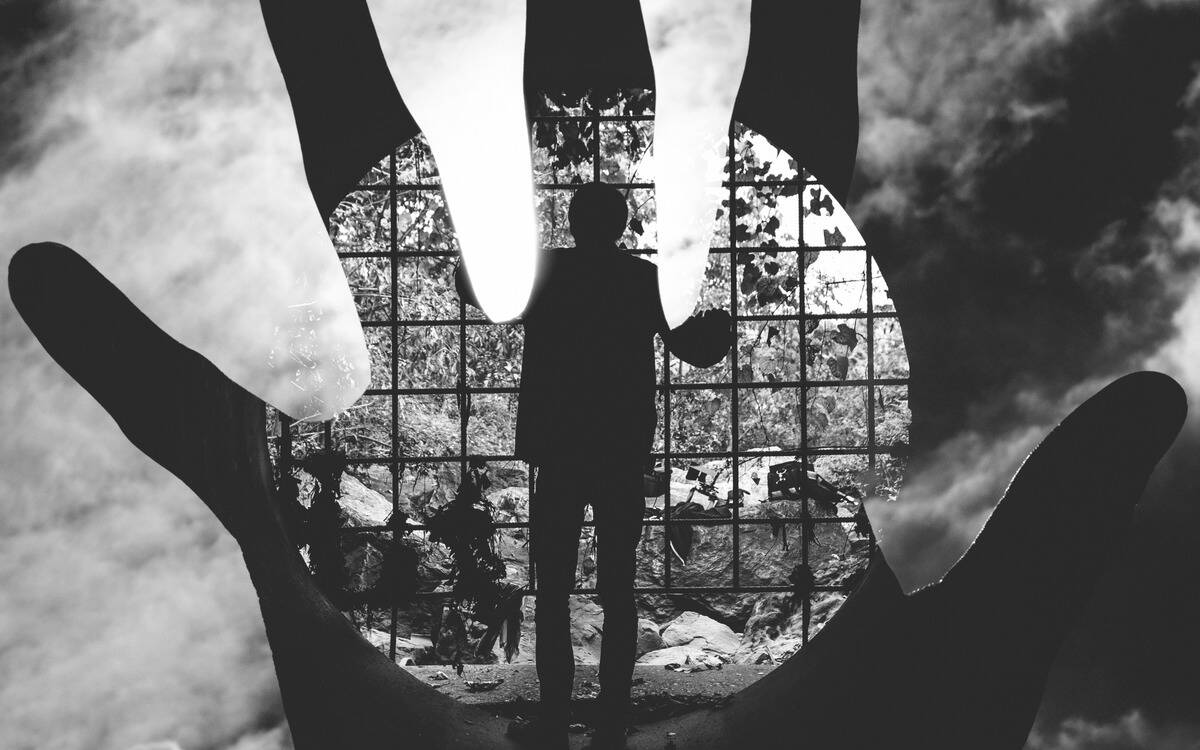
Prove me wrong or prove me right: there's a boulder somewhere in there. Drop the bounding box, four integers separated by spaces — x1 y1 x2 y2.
294 469 400 526
636 618 664 657
659 611 740 656
636 645 731 667
337 473 394 527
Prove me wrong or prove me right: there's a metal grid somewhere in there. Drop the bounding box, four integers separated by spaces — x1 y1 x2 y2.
274 92 909 661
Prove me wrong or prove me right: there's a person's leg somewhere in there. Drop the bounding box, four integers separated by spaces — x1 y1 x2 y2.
592 462 646 738
529 462 587 735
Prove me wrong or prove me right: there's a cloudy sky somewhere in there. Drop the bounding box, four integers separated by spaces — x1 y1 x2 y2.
1 1 1199 749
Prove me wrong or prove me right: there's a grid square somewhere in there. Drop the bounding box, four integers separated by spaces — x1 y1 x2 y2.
733 185 800 247
465 324 523 388
738 387 801 452
396 395 461 458
804 250 870 316
599 120 653 184
398 461 460 518
670 388 731 454
532 119 594 184
736 250 802 313
333 395 394 459
805 386 869 448
806 317 869 383
468 393 519 455
396 256 458 321
342 256 392 322
738 319 804 385
396 324 458 389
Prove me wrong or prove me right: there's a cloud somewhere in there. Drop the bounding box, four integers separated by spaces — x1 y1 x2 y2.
0 0 368 422
1026 711 1200 750
0 329 285 749
854 0 1200 588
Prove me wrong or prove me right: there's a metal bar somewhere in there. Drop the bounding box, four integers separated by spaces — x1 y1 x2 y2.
359 310 900 328
728 122 741 590
361 376 909 398
337 245 871 259
799 159 811 646
397 584 854 600
341 515 859 534
388 150 401 661
865 254 878 564
340 445 903 466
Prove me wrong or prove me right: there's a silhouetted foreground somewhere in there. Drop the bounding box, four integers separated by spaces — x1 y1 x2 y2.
10 242 1186 749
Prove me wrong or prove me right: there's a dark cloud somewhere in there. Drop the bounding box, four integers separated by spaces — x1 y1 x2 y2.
854 0 1200 733
856 0 1200 438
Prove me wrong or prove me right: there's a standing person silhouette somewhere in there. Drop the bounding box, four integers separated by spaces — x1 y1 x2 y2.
456 183 732 748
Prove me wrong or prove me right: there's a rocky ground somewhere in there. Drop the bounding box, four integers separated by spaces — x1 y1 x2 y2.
292 456 873 670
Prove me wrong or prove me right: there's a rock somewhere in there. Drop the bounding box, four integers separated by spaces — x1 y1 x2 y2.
489 486 529 521
294 469 401 526
731 590 850 664
636 645 731 666
636 618 664 657
568 596 606 664
337 473 394 527
659 611 741 656
363 628 434 658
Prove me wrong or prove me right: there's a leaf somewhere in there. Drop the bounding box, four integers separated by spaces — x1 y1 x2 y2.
827 355 849 380
832 323 859 351
824 227 847 247
767 326 780 344
804 318 820 335
629 217 644 235
764 261 780 275
808 188 834 216
740 263 762 295
755 277 785 307
738 363 754 382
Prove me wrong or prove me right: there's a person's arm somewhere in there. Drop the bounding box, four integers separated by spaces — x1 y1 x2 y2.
663 308 733 367
644 261 733 366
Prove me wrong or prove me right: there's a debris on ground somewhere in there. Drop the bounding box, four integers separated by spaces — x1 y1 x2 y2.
463 679 505 693
429 671 450 681
664 654 725 673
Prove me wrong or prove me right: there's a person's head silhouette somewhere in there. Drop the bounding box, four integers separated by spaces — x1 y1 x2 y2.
568 182 629 247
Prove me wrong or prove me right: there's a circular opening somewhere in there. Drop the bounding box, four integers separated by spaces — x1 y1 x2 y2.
268 88 910 675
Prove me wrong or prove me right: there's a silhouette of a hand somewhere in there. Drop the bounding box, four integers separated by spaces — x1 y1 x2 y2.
9 243 1186 749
